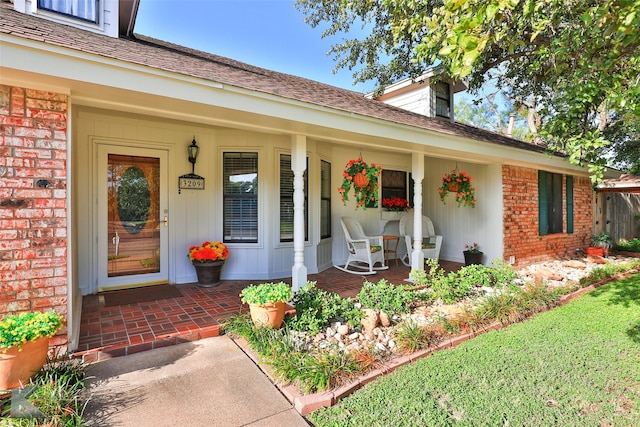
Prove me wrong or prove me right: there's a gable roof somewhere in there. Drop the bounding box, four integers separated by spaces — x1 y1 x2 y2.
0 2 547 156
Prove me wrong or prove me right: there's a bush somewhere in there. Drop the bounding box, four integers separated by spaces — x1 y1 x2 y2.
356 279 416 316
616 238 640 253
285 282 361 335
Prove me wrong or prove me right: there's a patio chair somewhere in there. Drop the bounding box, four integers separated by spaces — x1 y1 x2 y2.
399 212 443 267
334 217 388 275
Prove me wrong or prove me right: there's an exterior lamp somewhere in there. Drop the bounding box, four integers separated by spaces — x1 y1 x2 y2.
188 137 199 174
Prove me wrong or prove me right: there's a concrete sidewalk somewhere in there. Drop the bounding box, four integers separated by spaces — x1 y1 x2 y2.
83 336 310 426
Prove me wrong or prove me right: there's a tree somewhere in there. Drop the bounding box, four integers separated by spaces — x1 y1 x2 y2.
296 0 640 181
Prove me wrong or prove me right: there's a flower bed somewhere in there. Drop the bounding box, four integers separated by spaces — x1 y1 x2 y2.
223 256 640 413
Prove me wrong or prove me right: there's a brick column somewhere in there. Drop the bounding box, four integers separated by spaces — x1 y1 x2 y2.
0 85 68 347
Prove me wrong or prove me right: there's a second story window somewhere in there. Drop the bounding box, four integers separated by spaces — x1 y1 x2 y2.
38 0 99 23
435 81 450 118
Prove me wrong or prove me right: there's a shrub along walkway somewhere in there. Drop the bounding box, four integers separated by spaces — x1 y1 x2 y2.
308 271 640 426
74 261 463 362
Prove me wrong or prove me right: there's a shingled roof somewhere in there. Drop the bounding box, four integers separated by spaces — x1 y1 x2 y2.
0 2 547 155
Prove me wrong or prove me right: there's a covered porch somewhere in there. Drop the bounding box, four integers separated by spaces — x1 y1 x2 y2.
74 261 462 362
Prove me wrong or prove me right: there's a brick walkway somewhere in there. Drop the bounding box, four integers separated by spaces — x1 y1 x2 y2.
74 261 462 362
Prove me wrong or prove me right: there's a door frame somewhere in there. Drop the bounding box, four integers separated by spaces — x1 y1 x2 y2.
92 139 173 292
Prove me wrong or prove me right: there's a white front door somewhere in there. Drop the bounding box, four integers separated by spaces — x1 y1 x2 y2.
96 144 169 291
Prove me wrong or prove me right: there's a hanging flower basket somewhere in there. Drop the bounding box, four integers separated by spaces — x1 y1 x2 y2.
438 170 476 208
338 157 382 210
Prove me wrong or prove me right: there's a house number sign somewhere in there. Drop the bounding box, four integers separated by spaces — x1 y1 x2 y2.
178 173 205 194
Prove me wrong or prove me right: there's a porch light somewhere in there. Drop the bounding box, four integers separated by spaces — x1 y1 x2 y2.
188 137 199 174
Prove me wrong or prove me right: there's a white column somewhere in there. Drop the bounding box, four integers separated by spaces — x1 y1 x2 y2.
411 152 425 271
291 134 307 292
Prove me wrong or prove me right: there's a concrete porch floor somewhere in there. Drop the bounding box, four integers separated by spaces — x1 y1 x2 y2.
74 261 463 363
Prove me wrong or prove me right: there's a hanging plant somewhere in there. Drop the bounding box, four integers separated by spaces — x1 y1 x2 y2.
438 169 476 207
338 157 382 209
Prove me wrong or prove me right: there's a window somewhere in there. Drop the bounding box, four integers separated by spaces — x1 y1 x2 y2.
538 171 573 235
279 154 308 242
434 81 450 118
223 152 258 243
381 170 407 200
38 0 99 23
320 160 331 239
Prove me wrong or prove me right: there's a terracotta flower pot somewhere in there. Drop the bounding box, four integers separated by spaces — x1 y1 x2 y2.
248 302 286 328
448 182 459 192
352 171 369 189
586 247 605 257
0 336 49 391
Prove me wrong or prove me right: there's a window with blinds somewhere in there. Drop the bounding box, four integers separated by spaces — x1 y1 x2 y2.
320 160 331 239
435 81 451 118
223 152 258 243
38 0 99 23
279 154 308 242
538 171 572 235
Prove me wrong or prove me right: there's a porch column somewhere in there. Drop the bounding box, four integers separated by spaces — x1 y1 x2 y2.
411 152 425 271
291 134 307 292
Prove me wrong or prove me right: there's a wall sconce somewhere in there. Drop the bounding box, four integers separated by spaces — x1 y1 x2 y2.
188 137 199 174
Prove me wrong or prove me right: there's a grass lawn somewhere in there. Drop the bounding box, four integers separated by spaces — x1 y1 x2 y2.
309 273 640 427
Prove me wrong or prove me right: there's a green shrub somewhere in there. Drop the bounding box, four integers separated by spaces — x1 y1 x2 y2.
285 282 361 335
356 279 415 316
395 321 448 353
616 237 640 252
239 281 292 305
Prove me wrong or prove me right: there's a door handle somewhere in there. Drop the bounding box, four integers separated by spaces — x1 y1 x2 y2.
164 216 168 227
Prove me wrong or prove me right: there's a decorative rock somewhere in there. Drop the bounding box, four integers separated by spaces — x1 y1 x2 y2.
348 332 360 340
337 324 350 336
379 311 391 327
361 308 379 332
564 260 586 269
372 327 382 336
326 327 335 337
534 266 563 281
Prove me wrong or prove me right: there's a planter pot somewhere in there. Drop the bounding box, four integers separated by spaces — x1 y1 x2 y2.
352 171 369 189
192 260 225 287
448 182 459 193
248 302 286 328
586 247 606 257
0 336 49 391
381 211 404 221
463 251 483 266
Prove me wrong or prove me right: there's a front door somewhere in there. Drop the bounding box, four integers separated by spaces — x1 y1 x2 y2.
97 144 169 291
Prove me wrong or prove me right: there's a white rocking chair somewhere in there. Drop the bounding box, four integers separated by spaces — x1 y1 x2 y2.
334 217 388 275
399 212 443 267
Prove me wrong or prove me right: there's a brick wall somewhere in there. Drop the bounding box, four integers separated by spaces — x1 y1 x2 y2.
0 85 68 347
503 165 593 266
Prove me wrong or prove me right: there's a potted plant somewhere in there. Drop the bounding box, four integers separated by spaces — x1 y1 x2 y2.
240 282 293 328
188 240 229 287
1 310 64 390
438 169 476 207
338 157 382 210
463 242 483 265
587 232 612 257
382 197 411 212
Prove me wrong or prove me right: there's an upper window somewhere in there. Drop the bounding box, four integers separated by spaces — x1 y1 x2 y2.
279 154 308 242
320 160 331 239
223 152 258 243
539 171 573 235
434 82 450 118
38 0 99 23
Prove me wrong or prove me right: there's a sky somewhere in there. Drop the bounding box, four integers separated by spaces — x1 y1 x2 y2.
134 0 373 92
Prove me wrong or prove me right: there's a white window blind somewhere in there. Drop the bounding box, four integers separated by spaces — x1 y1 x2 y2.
223 152 258 243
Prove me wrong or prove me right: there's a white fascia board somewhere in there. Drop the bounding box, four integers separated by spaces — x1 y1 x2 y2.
1 34 586 176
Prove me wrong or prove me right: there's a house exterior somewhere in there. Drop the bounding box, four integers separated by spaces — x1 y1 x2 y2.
0 0 598 351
